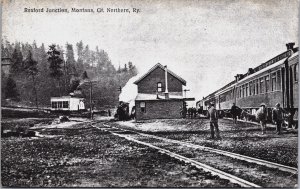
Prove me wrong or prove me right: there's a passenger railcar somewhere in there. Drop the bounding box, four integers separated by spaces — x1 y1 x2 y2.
199 43 298 128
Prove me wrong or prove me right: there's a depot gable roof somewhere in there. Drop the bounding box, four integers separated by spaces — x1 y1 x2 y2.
134 63 186 85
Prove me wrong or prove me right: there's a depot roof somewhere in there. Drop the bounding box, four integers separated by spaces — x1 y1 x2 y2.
134 63 186 86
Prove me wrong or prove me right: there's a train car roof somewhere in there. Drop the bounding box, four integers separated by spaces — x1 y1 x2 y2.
236 53 296 85
199 47 298 101
289 50 298 59
215 82 236 96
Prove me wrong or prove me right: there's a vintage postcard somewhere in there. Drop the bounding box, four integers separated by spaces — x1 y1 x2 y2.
1 0 298 187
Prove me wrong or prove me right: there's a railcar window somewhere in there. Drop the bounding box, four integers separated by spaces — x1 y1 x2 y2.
265 75 270 93
294 64 298 82
249 81 252 96
260 77 264 94
253 80 256 95
256 79 259 95
290 67 293 84
271 72 276 91
157 82 162 92
276 70 281 90
241 85 243 98
242 85 244 98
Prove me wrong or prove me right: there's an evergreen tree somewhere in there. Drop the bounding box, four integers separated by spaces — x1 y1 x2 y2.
83 45 91 69
81 71 89 80
5 75 19 101
76 41 84 72
65 43 77 93
124 63 128 72
24 51 39 108
1 39 9 58
128 61 138 76
70 79 80 92
47 44 64 96
1 69 7 104
10 48 23 74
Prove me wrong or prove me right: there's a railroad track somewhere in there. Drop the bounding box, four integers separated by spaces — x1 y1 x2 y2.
91 121 297 188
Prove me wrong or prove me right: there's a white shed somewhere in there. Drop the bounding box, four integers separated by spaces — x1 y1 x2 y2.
51 96 85 111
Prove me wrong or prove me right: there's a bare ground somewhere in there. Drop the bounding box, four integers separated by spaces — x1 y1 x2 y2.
1 120 239 187
112 118 298 167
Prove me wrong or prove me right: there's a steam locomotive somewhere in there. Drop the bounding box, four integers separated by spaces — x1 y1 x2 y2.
197 43 298 128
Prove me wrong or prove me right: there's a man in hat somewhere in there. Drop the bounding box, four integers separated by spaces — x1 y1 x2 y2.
272 103 288 135
208 102 221 139
230 103 240 124
255 103 268 135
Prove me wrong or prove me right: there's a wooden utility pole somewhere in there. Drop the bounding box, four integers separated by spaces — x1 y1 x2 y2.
90 80 93 119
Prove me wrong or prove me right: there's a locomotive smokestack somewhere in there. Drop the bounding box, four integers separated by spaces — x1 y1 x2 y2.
164 65 169 99
286 43 295 51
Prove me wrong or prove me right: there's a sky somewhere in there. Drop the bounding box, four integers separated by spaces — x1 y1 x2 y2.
2 0 299 105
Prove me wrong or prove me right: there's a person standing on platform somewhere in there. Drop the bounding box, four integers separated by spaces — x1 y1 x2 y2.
256 103 268 135
208 102 221 139
230 103 239 124
272 103 287 135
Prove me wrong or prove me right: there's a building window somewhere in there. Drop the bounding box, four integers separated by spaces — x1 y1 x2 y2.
271 72 276 91
157 82 162 92
140 102 146 113
63 101 69 108
265 75 270 93
52 102 57 108
58 101 63 108
245 83 249 97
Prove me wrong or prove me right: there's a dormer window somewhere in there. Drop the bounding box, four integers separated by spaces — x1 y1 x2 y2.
157 82 162 92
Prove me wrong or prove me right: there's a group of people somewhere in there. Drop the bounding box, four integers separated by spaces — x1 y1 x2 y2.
256 103 287 135
181 107 199 118
207 102 289 139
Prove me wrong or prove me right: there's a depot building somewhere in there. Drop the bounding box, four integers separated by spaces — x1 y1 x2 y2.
134 63 194 120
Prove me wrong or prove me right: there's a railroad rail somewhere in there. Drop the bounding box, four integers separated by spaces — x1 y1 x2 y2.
91 122 259 187
90 121 298 187
103 123 297 174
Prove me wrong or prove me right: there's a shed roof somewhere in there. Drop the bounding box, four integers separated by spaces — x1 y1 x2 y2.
133 63 186 85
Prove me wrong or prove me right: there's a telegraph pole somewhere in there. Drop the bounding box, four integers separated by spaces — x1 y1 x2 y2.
90 80 93 119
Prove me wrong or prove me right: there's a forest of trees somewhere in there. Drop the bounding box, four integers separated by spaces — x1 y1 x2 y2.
1 39 138 109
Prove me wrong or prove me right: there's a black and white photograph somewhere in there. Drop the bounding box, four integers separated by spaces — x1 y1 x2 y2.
1 0 299 187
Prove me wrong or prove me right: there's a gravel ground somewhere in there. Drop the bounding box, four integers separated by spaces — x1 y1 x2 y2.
1 118 53 131
1 121 239 187
112 118 298 167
